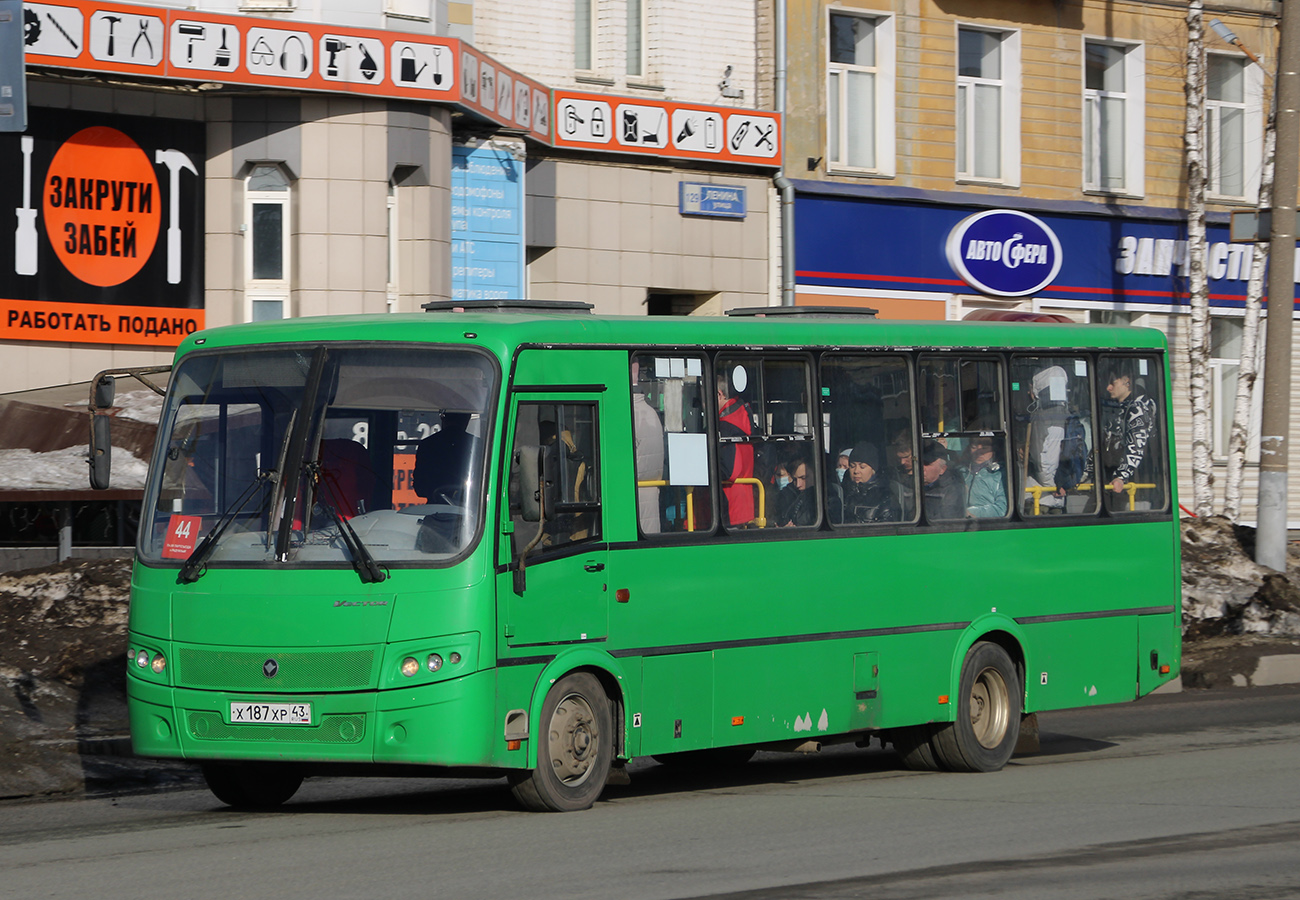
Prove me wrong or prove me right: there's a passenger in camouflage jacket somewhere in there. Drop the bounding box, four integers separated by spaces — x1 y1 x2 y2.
1102 371 1157 494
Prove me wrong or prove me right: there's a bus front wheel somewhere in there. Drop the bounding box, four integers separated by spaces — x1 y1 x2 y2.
201 762 304 809
931 641 1021 773
510 672 612 812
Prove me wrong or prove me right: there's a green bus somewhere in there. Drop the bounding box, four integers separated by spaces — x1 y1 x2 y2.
100 302 1181 812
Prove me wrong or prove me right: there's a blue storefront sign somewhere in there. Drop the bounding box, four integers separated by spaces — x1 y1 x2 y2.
944 210 1062 297
451 141 525 302
679 182 747 219
794 182 1300 309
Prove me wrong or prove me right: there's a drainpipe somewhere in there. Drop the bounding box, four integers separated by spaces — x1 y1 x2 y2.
774 0 795 306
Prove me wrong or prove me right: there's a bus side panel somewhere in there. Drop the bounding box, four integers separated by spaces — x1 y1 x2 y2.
1137 611 1181 697
639 652 714 756
1021 617 1137 711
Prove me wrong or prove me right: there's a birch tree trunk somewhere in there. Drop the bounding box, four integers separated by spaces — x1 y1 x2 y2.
1224 102 1275 522
1185 0 1215 517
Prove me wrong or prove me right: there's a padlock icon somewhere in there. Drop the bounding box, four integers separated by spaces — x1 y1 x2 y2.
590 107 606 138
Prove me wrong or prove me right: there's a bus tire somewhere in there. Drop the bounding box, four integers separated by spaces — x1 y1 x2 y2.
201 762 304 809
510 672 612 812
892 725 942 771
931 641 1021 773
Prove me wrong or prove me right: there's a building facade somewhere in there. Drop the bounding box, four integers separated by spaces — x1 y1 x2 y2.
780 0 1296 524
1 0 780 553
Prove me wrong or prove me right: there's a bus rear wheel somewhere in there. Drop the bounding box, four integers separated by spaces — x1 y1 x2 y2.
931 641 1021 773
510 672 612 812
201 762 304 809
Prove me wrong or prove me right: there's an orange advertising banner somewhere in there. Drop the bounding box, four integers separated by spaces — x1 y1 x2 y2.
22 0 551 143
0 297 203 346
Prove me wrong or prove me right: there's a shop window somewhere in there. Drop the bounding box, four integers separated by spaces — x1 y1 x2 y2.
827 12 894 175
627 0 644 77
956 26 1019 185
1210 316 1262 462
1207 53 1263 202
1084 40 1144 196
575 0 594 70
244 164 292 322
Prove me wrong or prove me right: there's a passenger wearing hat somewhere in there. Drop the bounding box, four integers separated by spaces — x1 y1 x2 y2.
841 440 899 523
920 441 964 520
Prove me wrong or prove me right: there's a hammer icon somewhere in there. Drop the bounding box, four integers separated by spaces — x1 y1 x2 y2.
155 149 198 285
103 15 121 55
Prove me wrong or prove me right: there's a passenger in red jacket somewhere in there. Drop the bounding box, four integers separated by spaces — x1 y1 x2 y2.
716 372 755 527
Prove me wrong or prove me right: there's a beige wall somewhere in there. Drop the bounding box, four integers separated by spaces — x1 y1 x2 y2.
527 160 774 314
787 0 1280 210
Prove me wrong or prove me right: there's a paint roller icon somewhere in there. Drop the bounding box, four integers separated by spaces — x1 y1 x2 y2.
15 136 38 277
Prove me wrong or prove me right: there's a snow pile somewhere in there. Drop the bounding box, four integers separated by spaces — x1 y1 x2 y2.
0 446 149 491
105 389 165 424
1182 516 1300 637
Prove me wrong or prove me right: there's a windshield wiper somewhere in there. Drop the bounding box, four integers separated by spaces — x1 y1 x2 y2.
308 463 384 582
177 470 275 584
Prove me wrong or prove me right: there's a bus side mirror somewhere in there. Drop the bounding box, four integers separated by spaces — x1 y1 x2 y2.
89 375 116 490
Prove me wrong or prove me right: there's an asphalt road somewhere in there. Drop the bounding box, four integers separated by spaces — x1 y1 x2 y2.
2 686 1298 900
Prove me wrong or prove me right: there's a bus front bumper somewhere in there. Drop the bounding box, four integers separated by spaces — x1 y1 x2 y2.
128 668 499 768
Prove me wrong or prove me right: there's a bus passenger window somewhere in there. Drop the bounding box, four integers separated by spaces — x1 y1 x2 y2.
820 355 915 525
1098 355 1167 513
630 354 713 535
918 356 1009 521
1010 357 1097 517
715 356 817 529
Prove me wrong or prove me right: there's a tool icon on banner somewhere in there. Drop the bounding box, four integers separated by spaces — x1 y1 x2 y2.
23 4 85 58
246 28 311 76
155 149 197 285
91 12 162 64
323 37 349 77
563 104 584 135
15 136 38 277
177 22 205 63
214 28 231 67
358 44 377 80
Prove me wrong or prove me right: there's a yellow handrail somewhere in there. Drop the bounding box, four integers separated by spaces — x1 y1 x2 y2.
636 480 695 531
1023 482 1155 514
728 477 766 528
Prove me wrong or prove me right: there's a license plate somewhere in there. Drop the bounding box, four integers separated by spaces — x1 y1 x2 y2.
229 702 312 725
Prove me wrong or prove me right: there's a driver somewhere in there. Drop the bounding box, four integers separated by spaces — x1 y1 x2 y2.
412 412 477 503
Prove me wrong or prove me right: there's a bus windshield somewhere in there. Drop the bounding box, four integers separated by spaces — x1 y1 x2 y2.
140 344 496 570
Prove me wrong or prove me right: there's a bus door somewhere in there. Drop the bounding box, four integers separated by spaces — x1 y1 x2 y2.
499 393 608 648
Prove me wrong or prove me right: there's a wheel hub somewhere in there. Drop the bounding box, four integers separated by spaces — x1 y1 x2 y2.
549 694 600 785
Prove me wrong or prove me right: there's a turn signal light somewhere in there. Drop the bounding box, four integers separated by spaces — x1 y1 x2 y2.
1160 664 1171 675
938 695 950 705
507 740 521 751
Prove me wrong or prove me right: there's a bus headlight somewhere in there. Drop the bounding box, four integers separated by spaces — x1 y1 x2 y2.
401 657 420 678
426 653 443 673
150 653 167 674
135 649 150 669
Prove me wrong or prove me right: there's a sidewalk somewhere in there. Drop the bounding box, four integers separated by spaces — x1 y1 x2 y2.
1178 634 1300 690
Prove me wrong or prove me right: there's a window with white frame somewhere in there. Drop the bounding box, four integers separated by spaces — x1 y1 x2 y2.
827 12 895 174
1210 315 1262 461
244 164 291 322
627 0 643 77
575 0 594 70
1084 40 1144 195
956 26 1019 184
1207 54 1263 202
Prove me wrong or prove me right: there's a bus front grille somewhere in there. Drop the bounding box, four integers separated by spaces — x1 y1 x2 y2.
186 711 367 744
176 648 376 690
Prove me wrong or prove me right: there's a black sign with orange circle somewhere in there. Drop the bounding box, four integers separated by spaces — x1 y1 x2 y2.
0 108 203 345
